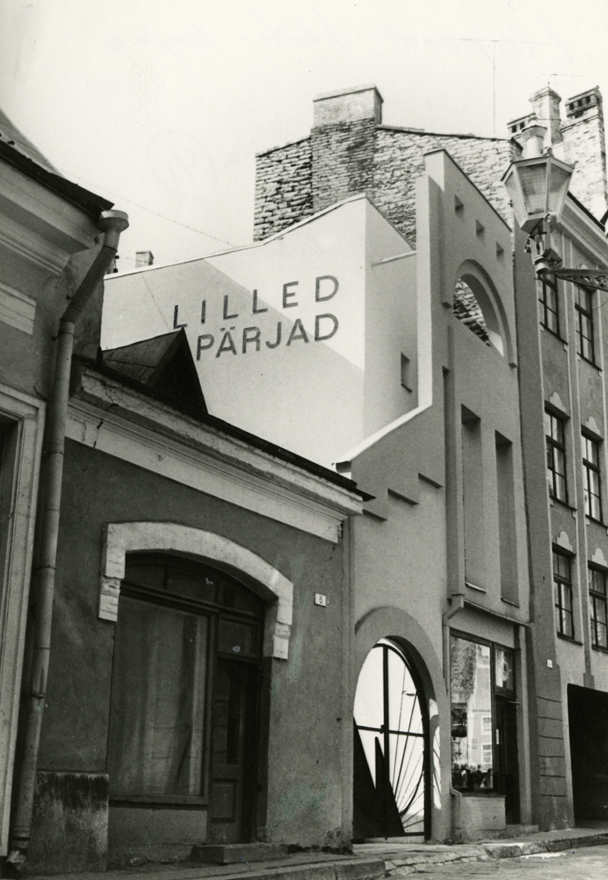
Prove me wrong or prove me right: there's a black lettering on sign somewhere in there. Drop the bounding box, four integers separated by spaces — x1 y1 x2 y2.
173 305 187 329
197 334 214 359
242 326 261 353
315 275 339 302
282 281 299 308
223 295 239 320
286 319 309 346
315 314 339 341
201 300 206 324
266 322 282 349
216 329 237 357
252 290 268 314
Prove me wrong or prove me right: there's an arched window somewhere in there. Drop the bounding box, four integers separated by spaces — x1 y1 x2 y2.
453 279 490 345
353 639 429 839
452 270 505 356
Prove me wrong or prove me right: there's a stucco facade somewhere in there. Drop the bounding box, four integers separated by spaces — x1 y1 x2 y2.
0 111 112 859
29 367 363 870
103 113 534 841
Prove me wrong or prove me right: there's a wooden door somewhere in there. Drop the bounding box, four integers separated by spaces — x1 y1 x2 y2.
208 657 258 843
494 696 520 823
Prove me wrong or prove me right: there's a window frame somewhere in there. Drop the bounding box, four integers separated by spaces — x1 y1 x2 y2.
575 286 595 363
589 565 608 650
108 554 264 805
540 275 560 336
545 409 568 505
449 632 516 796
582 432 603 522
553 549 575 639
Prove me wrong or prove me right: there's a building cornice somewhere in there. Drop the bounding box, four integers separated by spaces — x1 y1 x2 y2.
0 161 99 274
67 369 363 543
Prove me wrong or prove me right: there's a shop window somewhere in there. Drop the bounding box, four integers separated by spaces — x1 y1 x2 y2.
450 634 517 814
540 276 560 336
582 433 603 521
108 554 263 842
553 549 574 639
575 287 595 363
545 410 568 504
589 566 608 650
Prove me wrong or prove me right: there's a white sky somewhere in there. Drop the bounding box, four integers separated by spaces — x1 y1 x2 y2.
1 0 607 269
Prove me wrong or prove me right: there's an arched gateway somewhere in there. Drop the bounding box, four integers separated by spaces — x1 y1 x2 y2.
353 639 430 839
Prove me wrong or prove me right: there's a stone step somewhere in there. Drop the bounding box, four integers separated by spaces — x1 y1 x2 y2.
190 844 289 865
494 824 539 838
187 853 386 880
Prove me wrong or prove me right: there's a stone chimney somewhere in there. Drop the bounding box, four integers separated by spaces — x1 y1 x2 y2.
135 250 154 268
561 87 607 219
311 84 383 214
530 86 562 147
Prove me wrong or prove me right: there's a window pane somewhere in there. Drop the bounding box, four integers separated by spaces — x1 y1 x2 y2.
450 637 493 791
109 595 208 796
553 553 574 638
495 647 515 691
546 413 568 503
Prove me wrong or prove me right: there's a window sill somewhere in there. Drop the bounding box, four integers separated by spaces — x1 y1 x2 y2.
549 496 575 511
585 516 605 527
540 325 564 343
591 644 608 654
465 581 487 593
556 633 583 645
110 794 208 806
578 354 600 371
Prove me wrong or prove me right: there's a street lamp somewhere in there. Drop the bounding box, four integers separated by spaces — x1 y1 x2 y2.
502 124 608 292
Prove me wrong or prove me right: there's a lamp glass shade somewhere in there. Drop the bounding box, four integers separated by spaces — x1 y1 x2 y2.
502 155 574 233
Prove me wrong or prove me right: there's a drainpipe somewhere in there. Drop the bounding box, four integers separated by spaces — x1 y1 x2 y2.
7 210 129 869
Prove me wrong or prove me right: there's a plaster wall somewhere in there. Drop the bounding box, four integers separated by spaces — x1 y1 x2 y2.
103 198 419 468
345 152 531 840
33 439 353 861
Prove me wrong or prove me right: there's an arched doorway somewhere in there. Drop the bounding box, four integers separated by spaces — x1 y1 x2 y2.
107 552 264 846
353 639 430 839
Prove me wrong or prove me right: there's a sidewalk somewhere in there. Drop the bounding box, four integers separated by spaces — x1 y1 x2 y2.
23 826 608 880
355 825 608 875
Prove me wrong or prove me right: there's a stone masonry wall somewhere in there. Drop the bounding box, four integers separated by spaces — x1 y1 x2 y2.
311 118 377 215
562 113 608 220
253 138 312 241
253 126 516 246
373 129 517 247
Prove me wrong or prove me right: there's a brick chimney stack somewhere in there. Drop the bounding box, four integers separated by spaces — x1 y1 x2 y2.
311 84 383 214
561 87 607 220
